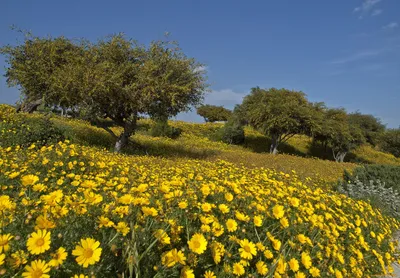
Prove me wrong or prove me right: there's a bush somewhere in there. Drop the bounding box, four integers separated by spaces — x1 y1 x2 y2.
338 178 400 219
380 129 400 158
215 121 245 145
0 113 64 148
343 164 400 192
150 120 182 139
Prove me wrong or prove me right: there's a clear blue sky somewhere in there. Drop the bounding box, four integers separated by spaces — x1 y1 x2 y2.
1 0 399 127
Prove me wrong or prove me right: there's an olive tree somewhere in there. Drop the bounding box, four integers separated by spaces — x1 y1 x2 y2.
196 104 232 122
1 34 208 152
240 87 321 154
314 108 365 162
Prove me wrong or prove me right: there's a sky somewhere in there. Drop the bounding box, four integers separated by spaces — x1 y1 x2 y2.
1 0 399 127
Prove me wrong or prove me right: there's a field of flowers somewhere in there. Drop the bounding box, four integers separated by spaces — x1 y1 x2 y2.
0 140 400 277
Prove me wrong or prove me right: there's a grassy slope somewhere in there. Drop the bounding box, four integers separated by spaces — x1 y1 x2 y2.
51 117 356 183
44 115 400 183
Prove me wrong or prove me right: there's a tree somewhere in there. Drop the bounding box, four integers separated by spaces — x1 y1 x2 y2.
196 104 232 122
348 112 385 146
1 34 208 152
240 87 321 154
0 35 81 111
380 129 400 158
314 108 365 162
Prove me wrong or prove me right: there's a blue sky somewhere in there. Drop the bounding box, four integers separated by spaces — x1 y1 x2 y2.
1 0 399 127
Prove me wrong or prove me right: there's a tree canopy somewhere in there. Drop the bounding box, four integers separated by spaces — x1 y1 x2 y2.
348 112 385 146
1 34 208 152
196 104 232 122
240 87 321 154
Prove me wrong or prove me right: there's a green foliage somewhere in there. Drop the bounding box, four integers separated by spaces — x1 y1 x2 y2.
314 108 365 162
380 129 400 158
0 114 64 148
1 34 208 152
240 87 321 154
348 112 385 146
150 120 182 139
342 164 400 192
196 104 232 122
217 121 245 145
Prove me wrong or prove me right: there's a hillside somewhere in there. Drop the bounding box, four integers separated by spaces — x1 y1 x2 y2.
1 108 400 277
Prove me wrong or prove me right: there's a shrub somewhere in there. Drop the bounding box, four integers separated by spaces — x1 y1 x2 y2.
380 129 400 158
343 164 400 192
338 178 400 219
0 113 64 148
150 120 182 139
216 121 245 145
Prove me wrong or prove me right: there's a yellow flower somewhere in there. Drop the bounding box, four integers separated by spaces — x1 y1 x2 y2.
218 204 230 214
290 197 300 207
289 258 299 272
301 252 312 269
72 238 102 268
188 233 207 254
9 250 28 268
142 206 158 216
238 239 257 259
98 216 115 228
309 267 321 277
254 215 263 227
154 229 171 245
211 241 225 264
115 222 130 236
27 229 51 255
201 202 212 212
297 234 307 244
264 249 274 259
280 217 289 228
178 201 188 209
226 219 238 232
181 266 195 278
0 234 13 253
22 259 51 278
161 249 186 267
49 247 67 267
0 253 4 265
276 257 287 274
295 272 306 278
21 174 39 186
35 216 56 230
272 205 285 219
256 261 268 275
73 275 89 278
232 262 245 276
204 270 216 278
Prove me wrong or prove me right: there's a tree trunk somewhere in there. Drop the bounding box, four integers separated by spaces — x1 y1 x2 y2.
333 150 347 163
270 134 280 155
16 99 42 113
114 118 137 153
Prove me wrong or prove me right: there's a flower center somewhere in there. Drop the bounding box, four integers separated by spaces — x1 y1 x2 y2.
84 248 94 258
36 238 45 247
32 270 43 278
0 240 6 246
193 241 201 249
243 246 251 252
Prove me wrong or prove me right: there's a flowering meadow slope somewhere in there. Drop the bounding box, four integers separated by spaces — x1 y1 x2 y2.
0 141 399 277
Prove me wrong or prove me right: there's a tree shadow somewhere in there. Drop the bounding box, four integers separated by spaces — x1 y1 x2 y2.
243 135 307 157
123 138 220 160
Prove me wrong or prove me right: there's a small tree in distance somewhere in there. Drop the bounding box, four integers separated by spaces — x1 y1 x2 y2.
197 104 232 122
240 87 321 154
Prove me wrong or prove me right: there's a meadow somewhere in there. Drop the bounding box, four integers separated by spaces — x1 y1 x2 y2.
1 105 400 277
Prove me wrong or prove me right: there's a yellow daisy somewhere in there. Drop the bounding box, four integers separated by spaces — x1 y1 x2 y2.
188 233 207 254
22 259 51 278
0 233 13 253
49 247 67 267
26 230 51 255
238 239 257 260
72 238 102 268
